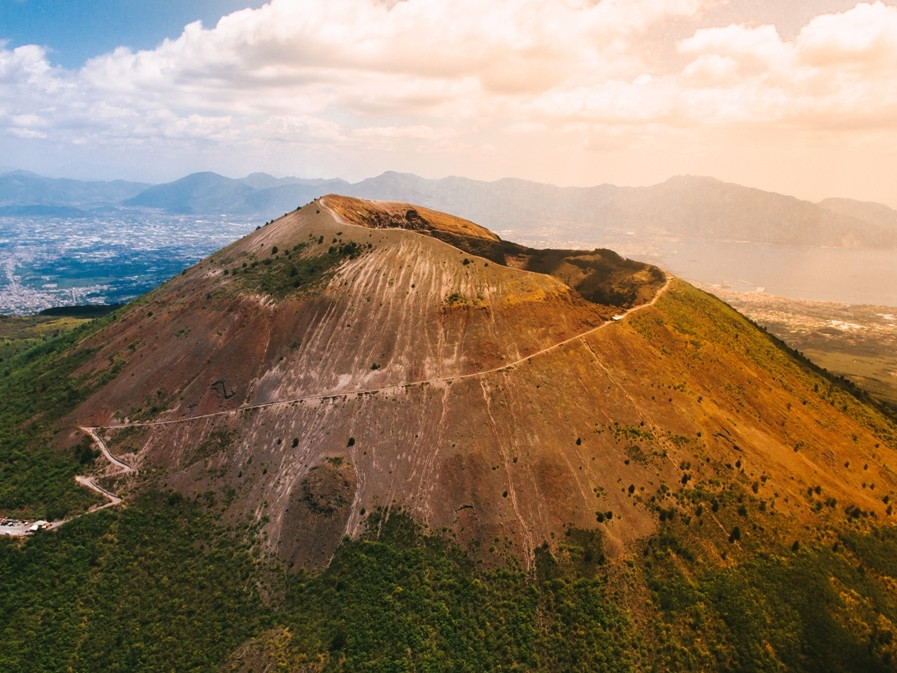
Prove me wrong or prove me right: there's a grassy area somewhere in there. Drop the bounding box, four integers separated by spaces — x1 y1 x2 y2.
0 312 123 519
710 288 897 413
228 238 368 299
804 348 897 408
644 520 897 672
0 315 91 363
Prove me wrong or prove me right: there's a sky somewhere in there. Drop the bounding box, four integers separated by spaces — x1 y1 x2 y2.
3 0 897 206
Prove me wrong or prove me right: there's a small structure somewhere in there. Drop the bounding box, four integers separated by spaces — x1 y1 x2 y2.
612 314 625 321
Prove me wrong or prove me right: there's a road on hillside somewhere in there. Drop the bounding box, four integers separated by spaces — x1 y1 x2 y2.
80 426 134 473
100 273 673 430
74 475 122 506
65 427 134 513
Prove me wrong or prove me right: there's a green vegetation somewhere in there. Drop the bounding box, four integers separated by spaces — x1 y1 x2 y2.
0 315 90 363
644 521 897 672
0 312 124 518
443 291 486 309
0 492 265 672
0 503 640 672
720 291 897 412
186 428 236 466
3 496 897 671
234 239 367 298
637 282 897 442
276 515 638 672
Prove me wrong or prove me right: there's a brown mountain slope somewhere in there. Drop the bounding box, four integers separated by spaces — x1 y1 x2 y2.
325 194 666 306
63 197 897 568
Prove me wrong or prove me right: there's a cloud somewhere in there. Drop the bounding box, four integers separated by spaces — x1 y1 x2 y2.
2 0 897 202
679 23 790 68
0 0 713 158
797 1 897 70
681 54 740 86
671 2 897 128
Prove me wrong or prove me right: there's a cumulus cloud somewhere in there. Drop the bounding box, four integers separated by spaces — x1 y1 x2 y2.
679 24 790 68
0 0 712 161
2 0 897 200
797 1 897 69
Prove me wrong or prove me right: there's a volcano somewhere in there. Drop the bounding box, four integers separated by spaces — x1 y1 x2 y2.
64 195 896 569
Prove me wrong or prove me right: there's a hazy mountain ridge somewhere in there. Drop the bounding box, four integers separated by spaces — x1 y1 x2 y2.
5 168 897 248
352 172 897 248
121 172 352 215
0 170 149 207
4 169 897 315
819 196 897 231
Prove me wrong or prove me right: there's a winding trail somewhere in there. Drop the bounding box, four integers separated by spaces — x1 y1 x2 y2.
68 426 135 512
9 429 136 535
74 476 121 507
80 426 134 474
101 274 672 431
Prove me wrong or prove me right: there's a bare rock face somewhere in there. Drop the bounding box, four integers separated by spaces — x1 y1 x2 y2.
68 195 897 568
278 457 357 567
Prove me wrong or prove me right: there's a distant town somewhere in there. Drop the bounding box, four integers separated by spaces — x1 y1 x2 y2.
0 212 256 315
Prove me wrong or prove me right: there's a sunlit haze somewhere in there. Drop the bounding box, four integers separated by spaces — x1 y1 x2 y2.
3 0 897 205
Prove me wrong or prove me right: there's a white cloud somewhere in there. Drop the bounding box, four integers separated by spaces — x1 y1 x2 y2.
797 1 897 69
679 24 790 67
3 0 897 203
681 54 740 86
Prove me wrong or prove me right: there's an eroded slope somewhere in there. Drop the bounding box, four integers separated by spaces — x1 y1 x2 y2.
62 197 897 569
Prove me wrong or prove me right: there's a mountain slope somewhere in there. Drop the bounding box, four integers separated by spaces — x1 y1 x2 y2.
3 195 897 672
123 171 351 215
54 195 897 571
819 196 897 231
121 171 258 213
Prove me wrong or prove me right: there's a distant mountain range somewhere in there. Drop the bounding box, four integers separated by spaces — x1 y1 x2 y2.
0 169 149 208
121 171 351 216
4 168 897 249
347 172 897 249
4 167 897 307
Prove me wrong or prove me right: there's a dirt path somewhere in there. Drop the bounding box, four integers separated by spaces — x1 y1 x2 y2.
65 427 134 512
8 430 134 535
73 476 122 507
101 274 673 431
80 426 134 474
319 197 349 227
